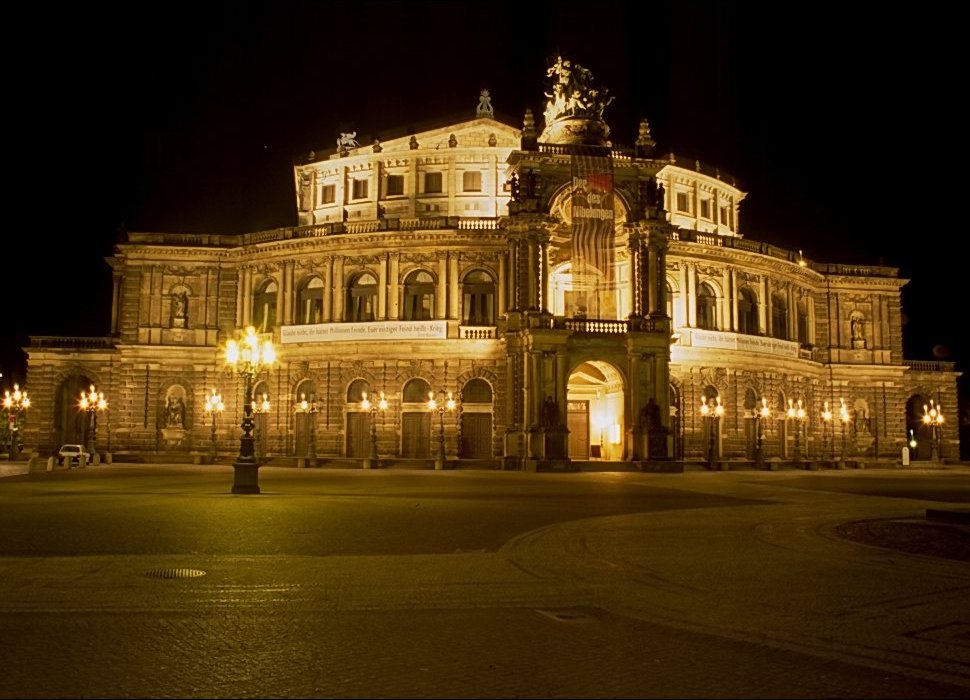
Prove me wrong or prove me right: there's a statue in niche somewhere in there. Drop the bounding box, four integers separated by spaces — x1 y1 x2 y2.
850 315 866 348
541 396 561 427
171 291 188 328
165 395 186 429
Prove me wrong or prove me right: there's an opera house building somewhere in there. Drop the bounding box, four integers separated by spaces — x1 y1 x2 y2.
22 59 960 470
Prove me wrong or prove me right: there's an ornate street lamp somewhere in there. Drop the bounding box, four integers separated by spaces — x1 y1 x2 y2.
203 388 224 462
820 400 834 463
428 389 457 470
786 398 807 465
699 396 724 469
223 326 276 494
754 397 770 468
295 393 318 465
922 399 944 462
838 397 851 464
79 384 107 463
2 383 30 460
360 390 388 469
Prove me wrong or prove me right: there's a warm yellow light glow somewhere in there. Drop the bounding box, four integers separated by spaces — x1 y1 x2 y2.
446 391 456 412
427 391 437 411
226 339 239 366
609 423 621 444
759 397 770 420
361 391 372 411
204 388 224 415
378 391 388 412
839 398 850 424
821 400 832 422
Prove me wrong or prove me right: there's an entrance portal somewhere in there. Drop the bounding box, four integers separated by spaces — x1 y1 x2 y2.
567 361 624 461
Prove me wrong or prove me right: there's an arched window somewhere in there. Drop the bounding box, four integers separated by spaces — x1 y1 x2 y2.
296 277 324 325
347 378 372 404
738 287 759 335
696 283 716 330
253 281 278 333
403 270 435 321
461 378 493 403
403 377 431 403
346 272 378 322
771 292 788 340
462 270 496 326
797 299 810 345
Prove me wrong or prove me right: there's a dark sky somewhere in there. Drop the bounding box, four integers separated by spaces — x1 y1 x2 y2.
3 0 966 398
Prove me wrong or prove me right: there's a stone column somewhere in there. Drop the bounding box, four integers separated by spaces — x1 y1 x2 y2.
378 254 388 321
322 257 333 322
388 253 400 320
449 254 459 319
333 256 345 322
436 254 447 320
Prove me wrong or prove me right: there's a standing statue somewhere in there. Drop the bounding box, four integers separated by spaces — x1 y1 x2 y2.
476 89 494 118
171 291 188 328
166 396 186 428
336 132 359 150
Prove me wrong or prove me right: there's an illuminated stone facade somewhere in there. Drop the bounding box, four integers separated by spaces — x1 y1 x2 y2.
23 65 960 468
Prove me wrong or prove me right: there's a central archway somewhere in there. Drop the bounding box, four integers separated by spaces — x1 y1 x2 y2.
566 361 625 460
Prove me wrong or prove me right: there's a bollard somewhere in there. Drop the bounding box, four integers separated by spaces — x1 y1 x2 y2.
901 446 910 467
47 456 55 471
78 454 87 469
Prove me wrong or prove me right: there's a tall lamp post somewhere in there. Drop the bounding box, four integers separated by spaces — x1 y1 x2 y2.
79 384 107 464
838 397 851 465
223 326 276 494
786 398 807 465
754 397 770 468
922 399 944 462
2 383 30 460
820 400 834 464
295 393 318 466
699 396 724 469
203 388 224 462
361 390 388 469
428 389 457 470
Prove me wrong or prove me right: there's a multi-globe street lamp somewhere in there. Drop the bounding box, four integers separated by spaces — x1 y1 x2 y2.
922 399 944 462
79 384 107 464
838 397 852 464
2 383 30 460
295 393 318 465
203 388 224 462
223 326 276 494
754 397 770 468
361 390 388 469
699 396 724 469
820 400 834 463
785 398 807 465
428 389 457 470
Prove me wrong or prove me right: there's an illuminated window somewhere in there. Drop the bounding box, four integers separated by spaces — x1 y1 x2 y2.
346 272 378 322
696 283 716 330
771 292 788 340
700 198 712 219
386 174 404 196
425 172 443 193
402 270 435 321
738 287 759 335
296 277 324 325
462 270 495 325
320 184 335 205
676 192 690 213
351 178 369 200
462 171 482 192
253 281 278 332
720 205 731 227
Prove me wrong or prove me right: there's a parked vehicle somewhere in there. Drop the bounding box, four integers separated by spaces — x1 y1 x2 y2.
57 444 90 467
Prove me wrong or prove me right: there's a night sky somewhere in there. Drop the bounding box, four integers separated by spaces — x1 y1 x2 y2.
3 1 966 403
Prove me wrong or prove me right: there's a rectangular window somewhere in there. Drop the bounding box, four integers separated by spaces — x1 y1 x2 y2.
676 192 690 213
424 172 442 193
352 178 369 200
720 205 731 227
700 198 711 219
462 171 482 192
320 184 335 205
386 174 404 196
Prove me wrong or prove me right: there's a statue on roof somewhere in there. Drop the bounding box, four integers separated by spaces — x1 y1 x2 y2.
336 132 359 150
476 89 494 118
540 56 614 146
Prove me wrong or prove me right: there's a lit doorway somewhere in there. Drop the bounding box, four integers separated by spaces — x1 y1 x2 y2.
567 361 624 460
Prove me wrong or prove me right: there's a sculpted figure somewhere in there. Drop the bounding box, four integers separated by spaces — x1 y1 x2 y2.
336 132 359 150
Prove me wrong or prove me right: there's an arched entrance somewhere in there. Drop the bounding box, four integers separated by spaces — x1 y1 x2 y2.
566 361 624 460
400 378 431 458
906 394 934 460
459 378 493 459
346 378 372 458
53 374 97 449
